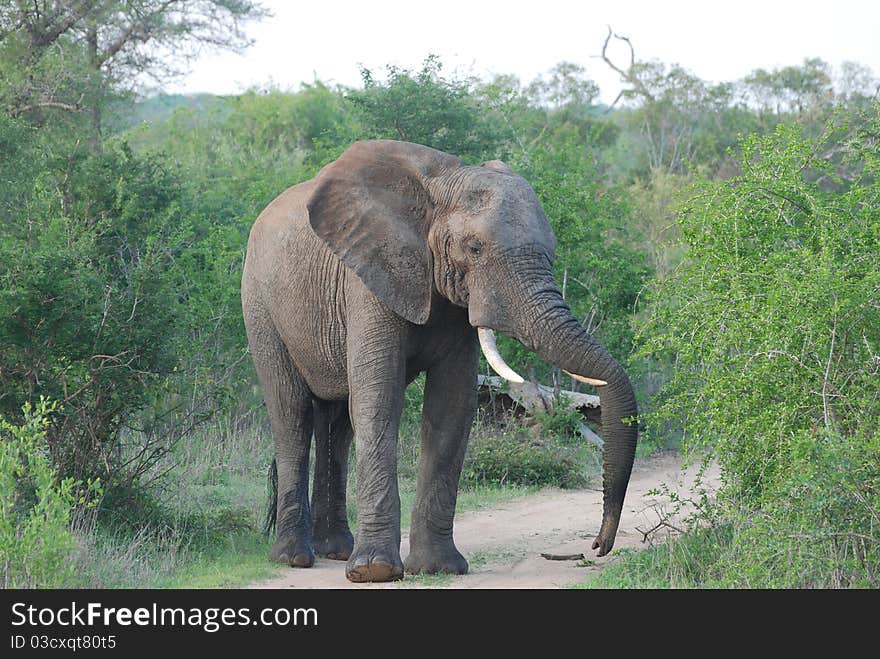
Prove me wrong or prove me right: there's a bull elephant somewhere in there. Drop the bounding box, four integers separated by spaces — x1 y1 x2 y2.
241 140 638 583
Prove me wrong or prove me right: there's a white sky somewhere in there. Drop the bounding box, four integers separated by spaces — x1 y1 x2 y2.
166 0 880 103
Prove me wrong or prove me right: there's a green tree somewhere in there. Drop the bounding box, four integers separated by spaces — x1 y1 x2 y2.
126 83 354 395
226 81 353 154
0 121 205 489
347 55 504 162
0 0 268 141
527 61 599 114
740 58 834 120
638 109 880 585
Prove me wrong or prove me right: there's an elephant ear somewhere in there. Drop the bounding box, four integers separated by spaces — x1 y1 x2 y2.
306 140 460 325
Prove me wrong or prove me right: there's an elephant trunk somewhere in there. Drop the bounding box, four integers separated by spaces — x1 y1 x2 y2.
515 282 638 556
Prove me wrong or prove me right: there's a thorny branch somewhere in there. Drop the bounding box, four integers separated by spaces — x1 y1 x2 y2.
822 299 838 430
636 502 685 545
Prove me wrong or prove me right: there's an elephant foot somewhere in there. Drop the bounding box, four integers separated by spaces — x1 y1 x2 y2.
311 524 354 561
269 536 315 568
345 544 404 583
404 544 468 575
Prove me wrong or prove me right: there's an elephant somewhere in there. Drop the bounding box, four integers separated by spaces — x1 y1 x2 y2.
241 140 638 583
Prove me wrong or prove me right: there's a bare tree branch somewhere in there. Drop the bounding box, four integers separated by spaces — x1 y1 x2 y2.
24 0 102 49
96 0 180 65
12 99 84 114
637 516 685 544
595 25 655 106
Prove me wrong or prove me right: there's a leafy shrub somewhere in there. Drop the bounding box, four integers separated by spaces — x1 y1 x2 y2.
529 394 590 443
714 431 880 587
462 428 597 489
643 119 880 494
636 106 880 586
0 399 99 588
0 118 245 504
583 430 879 588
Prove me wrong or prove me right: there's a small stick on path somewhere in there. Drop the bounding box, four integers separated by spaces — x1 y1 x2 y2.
540 553 585 561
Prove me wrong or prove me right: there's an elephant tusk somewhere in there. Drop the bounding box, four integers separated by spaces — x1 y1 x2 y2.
478 328 525 384
563 369 608 387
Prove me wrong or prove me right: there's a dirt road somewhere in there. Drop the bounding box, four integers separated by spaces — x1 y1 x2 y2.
250 451 719 589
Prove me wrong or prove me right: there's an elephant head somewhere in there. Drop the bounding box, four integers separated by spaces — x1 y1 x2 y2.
306 140 638 555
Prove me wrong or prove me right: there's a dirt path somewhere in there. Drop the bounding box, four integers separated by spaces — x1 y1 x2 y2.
250 452 719 589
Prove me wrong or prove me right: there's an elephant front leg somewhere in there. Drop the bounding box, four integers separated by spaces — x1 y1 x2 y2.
345 319 407 583
404 331 477 576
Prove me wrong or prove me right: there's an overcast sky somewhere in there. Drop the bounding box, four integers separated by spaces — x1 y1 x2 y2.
166 0 880 102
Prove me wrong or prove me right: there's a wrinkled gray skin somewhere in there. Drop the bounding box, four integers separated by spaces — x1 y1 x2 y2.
241 140 638 582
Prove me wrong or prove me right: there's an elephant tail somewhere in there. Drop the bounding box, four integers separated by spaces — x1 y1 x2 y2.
263 458 278 538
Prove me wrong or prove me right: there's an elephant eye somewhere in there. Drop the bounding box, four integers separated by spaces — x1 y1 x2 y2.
466 238 483 255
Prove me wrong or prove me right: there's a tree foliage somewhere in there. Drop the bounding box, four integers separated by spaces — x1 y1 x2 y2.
0 0 267 139
0 127 210 487
348 56 505 162
637 108 880 585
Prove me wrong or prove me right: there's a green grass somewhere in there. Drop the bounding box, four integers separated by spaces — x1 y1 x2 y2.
161 531 285 588
573 512 880 589
68 413 275 588
395 572 456 588
569 530 723 590
467 547 521 570
159 480 544 589
162 481 543 589
74 481 550 589
571 546 689 589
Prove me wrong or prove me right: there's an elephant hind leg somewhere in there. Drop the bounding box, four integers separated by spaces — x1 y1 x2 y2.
244 303 315 568
310 400 354 560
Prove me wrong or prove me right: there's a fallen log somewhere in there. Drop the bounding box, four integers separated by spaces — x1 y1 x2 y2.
477 374 604 448
477 374 600 412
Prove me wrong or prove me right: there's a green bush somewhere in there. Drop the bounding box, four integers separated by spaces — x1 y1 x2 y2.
635 106 880 587
0 399 99 588
462 428 598 489
642 118 880 493
0 115 250 503
529 395 589 443
583 431 879 588
715 431 880 587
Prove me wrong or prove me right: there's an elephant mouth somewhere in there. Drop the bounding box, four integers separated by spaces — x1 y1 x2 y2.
476 327 607 387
